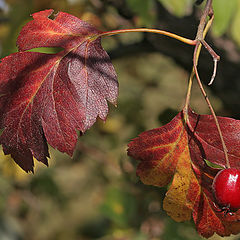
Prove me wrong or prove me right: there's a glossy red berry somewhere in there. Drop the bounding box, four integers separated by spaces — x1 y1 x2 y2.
212 168 240 212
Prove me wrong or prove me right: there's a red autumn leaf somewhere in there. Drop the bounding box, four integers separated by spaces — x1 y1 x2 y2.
128 109 240 238
0 10 118 172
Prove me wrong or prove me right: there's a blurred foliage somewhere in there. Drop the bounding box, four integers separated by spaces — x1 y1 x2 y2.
0 0 239 239
212 0 237 36
159 0 240 47
125 0 156 26
158 0 193 17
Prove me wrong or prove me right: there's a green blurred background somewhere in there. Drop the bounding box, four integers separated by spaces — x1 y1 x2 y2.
0 0 239 239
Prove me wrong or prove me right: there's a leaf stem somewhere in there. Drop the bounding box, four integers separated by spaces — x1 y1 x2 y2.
99 28 197 46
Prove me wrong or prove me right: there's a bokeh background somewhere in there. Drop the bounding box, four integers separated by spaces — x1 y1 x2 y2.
0 0 239 239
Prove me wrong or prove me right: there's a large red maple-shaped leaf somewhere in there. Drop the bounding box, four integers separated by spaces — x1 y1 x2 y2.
128 109 240 238
0 10 118 172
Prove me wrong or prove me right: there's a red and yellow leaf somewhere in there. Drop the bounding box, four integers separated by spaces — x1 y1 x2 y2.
128 109 240 238
163 151 200 222
128 112 186 187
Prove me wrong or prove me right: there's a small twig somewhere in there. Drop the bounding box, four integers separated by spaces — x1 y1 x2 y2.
200 39 220 85
208 58 218 85
195 0 220 85
184 2 214 113
195 0 213 39
192 0 230 168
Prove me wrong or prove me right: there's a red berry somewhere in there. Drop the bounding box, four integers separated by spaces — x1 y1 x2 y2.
212 168 240 211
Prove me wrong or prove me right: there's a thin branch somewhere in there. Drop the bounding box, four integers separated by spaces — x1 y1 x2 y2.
195 0 213 39
208 58 218 85
184 4 215 112
192 0 230 168
200 39 220 85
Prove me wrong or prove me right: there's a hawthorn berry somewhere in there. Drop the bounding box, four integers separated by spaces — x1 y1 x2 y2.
212 168 240 212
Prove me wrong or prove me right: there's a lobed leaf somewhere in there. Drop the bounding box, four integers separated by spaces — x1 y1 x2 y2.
0 10 118 172
128 109 240 238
